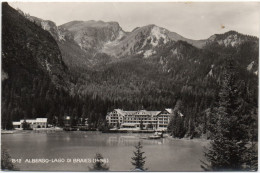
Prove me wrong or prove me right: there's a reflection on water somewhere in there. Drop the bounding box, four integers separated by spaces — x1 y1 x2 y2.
107 135 166 146
2 131 207 171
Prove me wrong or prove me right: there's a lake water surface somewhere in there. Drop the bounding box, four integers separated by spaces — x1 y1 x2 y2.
2 131 208 171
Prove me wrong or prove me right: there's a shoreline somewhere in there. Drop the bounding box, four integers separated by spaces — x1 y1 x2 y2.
2 129 210 143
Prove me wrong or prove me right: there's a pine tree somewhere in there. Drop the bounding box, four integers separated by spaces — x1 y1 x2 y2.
131 142 147 171
22 120 30 130
202 59 251 171
89 153 109 171
168 100 186 138
167 114 175 133
147 122 153 130
116 121 120 129
140 120 144 130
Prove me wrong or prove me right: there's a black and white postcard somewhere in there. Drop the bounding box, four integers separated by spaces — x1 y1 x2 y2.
1 1 259 172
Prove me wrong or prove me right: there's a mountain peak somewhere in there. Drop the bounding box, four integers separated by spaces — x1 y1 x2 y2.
61 20 122 30
145 24 157 28
59 19 125 52
207 30 258 47
59 20 84 28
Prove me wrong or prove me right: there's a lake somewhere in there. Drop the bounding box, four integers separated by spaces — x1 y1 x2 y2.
2 131 208 171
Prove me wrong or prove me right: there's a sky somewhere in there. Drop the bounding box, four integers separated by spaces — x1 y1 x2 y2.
9 2 260 40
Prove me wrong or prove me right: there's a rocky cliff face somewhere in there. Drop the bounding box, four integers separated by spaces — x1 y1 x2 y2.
2 3 70 89
60 20 126 52
17 9 67 42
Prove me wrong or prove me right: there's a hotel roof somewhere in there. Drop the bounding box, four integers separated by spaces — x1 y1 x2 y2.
165 108 173 114
113 109 167 116
13 122 21 125
36 118 48 122
124 111 137 115
19 118 47 123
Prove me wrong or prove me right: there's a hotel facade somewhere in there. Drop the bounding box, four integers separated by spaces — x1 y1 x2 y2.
106 108 180 130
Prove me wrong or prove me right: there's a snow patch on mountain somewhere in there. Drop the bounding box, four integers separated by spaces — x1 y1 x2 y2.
117 30 125 40
159 56 164 65
45 59 51 72
247 61 254 71
159 56 169 72
150 26 169 46
78 43 83 49
207 64 215 77
57 30 65 41
103 30 125 48
41 21 51 30
2 70 8 81
217 34 242 47
137 50 143 54
142 26 169 48
144 50 156 58
171 48 178 55
208 69 213 77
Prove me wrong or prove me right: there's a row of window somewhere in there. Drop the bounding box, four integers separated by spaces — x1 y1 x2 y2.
109 122 118 124
159 125 168 127
108 115 169 119
109 114 167 117
124 117 153 120
158 116 170 118
110 117 121 119
109 119 167 123
110 120 120 123
124 121 157 124
30 122 47 125
158 118 169 120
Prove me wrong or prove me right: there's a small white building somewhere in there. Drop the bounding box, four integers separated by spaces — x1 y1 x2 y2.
13 118 48 129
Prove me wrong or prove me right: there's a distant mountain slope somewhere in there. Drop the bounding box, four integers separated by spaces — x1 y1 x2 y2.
21 14 259 72
60 21 207 58
101 24 206 58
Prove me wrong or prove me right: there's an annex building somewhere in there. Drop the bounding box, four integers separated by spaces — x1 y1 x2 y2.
13 118 48 129
106 108 182 130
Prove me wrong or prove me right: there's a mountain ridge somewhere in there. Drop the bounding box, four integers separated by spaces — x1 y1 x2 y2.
16 7 258 62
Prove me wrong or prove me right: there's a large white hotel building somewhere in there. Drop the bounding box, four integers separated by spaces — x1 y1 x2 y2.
106 108 183 131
